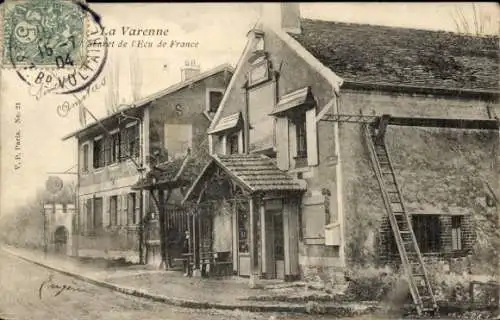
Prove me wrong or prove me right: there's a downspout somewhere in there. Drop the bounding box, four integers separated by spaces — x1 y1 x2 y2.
333 92 346 269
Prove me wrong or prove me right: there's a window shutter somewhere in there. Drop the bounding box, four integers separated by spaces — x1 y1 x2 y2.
306 108 318 166
135 192 141 224
289 120 297 167
275 117 289 170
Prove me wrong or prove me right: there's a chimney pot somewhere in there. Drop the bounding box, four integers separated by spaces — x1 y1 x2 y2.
181 60 201 81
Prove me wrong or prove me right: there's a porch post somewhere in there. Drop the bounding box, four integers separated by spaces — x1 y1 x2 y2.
249 196 259 288
158 189 167 269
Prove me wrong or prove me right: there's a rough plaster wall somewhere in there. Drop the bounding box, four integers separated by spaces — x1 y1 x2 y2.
340 114 498 270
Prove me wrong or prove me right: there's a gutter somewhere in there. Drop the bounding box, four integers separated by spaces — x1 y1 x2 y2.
342 80 499 101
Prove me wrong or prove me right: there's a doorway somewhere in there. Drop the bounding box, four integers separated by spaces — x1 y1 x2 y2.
54 226 68 254
272 210 285 280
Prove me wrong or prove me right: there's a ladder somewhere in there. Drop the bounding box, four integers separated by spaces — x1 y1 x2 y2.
363 122 438 315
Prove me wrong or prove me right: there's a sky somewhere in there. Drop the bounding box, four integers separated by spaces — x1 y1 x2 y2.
0 2 498 216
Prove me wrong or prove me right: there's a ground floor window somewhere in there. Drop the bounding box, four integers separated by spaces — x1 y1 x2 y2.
127 193 136 225
412 215 441 253
109 195 118 226
451 216 462 251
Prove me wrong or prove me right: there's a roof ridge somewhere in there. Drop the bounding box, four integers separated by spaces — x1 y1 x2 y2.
299 17 500 39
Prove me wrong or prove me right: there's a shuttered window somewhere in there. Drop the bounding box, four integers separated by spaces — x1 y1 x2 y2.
109 196 118 226
127 193 136 225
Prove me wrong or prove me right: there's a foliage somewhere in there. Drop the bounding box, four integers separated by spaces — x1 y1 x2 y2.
0 181 76 249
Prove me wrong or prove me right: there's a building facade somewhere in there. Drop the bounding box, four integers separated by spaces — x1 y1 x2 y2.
62 62 233 262
184 3 499 286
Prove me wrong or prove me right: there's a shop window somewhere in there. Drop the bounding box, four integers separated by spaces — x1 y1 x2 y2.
238 204 249 253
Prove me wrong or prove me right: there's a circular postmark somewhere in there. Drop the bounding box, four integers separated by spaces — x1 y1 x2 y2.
2 0 108 94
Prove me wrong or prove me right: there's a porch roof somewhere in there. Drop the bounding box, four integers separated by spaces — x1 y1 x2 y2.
269 86 315 116
132 153 208 191
207 112 242 134
182 153 306 203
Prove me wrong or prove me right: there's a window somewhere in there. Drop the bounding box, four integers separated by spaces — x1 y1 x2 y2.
412 215 441 253
86 199 93 233
110 132 121 163
451 216 462 251
207 90 223 113
228 132 239 155
121 124 140 160
109 195 118 226
165 124 192 160
82 144 89 172
93 197 103 230
293 112 307 159
238 203 249 253
127 193 136 225
93 138 105 168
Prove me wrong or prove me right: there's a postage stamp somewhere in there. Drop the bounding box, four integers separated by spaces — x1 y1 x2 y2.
1 0 108 94
2 0 86 67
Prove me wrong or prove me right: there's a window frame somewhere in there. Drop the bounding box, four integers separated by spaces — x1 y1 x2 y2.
109 195 118 226
127 192 137 225
237 203 249 254
93 136 105 169
451 216 463 251
411 214 441 254
82 143 90 173
206 88 225 114
110 131 121 164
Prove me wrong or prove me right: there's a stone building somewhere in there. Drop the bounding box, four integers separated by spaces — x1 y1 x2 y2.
62 62 233 263
183 3 499 291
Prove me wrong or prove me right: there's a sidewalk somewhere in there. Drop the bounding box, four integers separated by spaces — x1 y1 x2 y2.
1 245 378 315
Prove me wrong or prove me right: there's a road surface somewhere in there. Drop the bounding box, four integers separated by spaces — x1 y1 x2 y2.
0 249 372 320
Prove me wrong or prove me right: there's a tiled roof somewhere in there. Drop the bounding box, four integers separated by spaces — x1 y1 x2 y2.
132 153 209 190
215 154 306 192
270 86 315 116
208 112 242 134
289 19 499 91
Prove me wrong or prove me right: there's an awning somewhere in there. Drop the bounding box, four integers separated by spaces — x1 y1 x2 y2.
208 112 242 134
269 86 315 117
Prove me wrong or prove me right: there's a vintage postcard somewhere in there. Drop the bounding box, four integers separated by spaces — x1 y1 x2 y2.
0 2 498 320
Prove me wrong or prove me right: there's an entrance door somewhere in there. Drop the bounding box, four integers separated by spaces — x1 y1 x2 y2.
272 210 285 280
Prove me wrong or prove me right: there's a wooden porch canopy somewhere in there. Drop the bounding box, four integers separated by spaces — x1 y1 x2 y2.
132 153 206 191
182 153 306 204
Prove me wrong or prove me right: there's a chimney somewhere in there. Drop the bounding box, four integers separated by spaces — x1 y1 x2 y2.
180 59 201 81
260 3 301 34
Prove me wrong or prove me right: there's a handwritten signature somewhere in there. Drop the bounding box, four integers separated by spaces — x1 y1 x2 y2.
56 76 106 118
38 274 87 299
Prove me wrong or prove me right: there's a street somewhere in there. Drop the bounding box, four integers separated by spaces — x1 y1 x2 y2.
0 250 369 320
